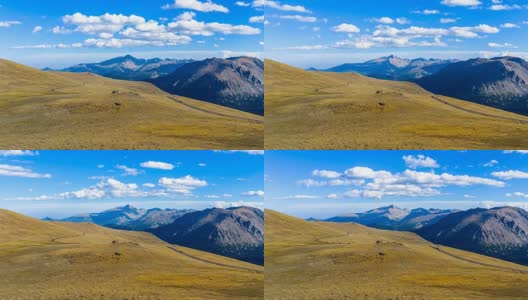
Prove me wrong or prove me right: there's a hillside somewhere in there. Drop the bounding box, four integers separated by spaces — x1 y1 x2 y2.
417 207 528 266
325 205 455 231
60 55 193 81
266 210 528 299
0 59 263 150
325 55 455 80
417 57 528 115
151 207 264 265
265 60 528 150
0 209 263 299
151 57 264 115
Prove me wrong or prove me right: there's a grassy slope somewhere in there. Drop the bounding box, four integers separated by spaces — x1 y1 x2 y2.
265 60 528 150
265 210 528 300
0 209 263 299
0 59 263 149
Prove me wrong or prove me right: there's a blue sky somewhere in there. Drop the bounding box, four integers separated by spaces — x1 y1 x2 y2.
264 0 528 68
0 0 264 68
265 151 528 219
0 150 264 218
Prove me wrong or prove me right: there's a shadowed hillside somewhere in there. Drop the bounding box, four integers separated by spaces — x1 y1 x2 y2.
0 59 263 150
266 210 528 299
0 209 263 299
265 60 528 150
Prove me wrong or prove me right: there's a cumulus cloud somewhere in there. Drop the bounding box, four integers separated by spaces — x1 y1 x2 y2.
312 169 342 179
168 12 260 36
403 155 440 169
140 161 175 170
333 23 360 33
489 4 523 10
279 15 317 23
236 1 251 7
491 170 528 180
412 10 440 15
242 190 265 197
252 0 311 13
162 0 229 13
116 165 142 176
501 23 520 28
158 175 207 194
213 201 263 209
32 26 42 33
488 42 516 48
0 150 38 157
249 16 265 23
0 164 51 179
441 0 481 7
0 21 21 28
483 160 499 167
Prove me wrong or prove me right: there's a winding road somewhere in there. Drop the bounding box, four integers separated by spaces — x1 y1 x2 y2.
431 245 528 274
167 246 263 273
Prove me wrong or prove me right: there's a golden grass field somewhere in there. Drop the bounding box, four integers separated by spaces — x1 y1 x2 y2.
265 210 528 300
265 60 528 150
0 59 263 149
0 209 263 299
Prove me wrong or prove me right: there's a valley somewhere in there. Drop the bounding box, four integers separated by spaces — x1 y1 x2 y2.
265 60 528 150
265 210 528 299
0 59 263 149
0 209 263 299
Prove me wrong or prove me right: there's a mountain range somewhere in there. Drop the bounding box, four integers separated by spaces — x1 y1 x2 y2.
323 205 456 231
150 207 264 265
322 55 528 116
417 206 528 266
48 205 264 265
416 56 528 115
323 55 456 81
60 55 193 81
150 56 264 115
52 205 192 230
55 55 264 115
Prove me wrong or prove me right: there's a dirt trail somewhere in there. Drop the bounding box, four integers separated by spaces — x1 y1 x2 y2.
168 96 263 124
167 246 263 273
431 95 528 124
431 245 528 274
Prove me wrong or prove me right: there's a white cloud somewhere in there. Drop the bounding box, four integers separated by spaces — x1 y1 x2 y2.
327 193 338 199
312 169 342 179
162 0 229 13
213 201 263 209
140 161 175 170
0 164 51 179
158 175 207 194
481 200 528 211
488 42 516 48
218 150 265 155
116 165 142 176
252 0 311 13
249 16 265 23
491 170 528 180
32 26 43 33
280 15 317 23
275 194 320 199
483 160 499 167
143 183 156 188
168 12 261 36
0 150 38 157
504 150 528 154
489 4 522 11
403 155 440 169
242 190 264 197
298 179 327 187
333 23 360 33
441 0 481 7
501 23 520 28
0 21 21 28
198 163 207 167
440 18 458 24
506 192 528 198
236 1 251 7
52 26 72 34
412 10 440 15
370 17 394 24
